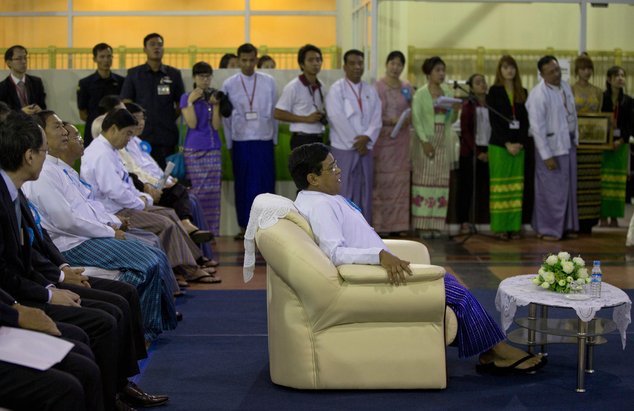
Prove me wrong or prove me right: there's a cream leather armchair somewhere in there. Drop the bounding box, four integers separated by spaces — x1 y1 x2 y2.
255 208 457 390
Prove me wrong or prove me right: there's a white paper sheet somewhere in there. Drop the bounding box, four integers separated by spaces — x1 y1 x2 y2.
156 161 175 191
434 96 462 110
0 326 74 371
390 108 411 138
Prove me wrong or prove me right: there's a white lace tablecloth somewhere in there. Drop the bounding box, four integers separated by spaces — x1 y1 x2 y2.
495 275 632 349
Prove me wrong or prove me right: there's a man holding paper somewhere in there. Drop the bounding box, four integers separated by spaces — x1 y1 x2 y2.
0 287 104 411
325 50 382 224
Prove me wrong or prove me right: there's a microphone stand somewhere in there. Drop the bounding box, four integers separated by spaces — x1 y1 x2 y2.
449 81 515 245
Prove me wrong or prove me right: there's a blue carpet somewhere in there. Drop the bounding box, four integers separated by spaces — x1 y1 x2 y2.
137 289 634 411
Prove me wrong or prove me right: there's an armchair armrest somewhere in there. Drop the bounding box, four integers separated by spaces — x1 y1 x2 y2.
337 263 445 285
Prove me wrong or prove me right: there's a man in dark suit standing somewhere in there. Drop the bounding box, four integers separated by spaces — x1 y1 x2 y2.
0 45 46 114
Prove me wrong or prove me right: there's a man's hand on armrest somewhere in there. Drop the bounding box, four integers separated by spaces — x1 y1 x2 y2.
379 250 413 286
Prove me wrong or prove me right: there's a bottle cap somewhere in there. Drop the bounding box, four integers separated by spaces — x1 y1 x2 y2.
594 261 600 265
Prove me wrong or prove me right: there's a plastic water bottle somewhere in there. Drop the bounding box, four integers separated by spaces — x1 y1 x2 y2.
590 261 602 298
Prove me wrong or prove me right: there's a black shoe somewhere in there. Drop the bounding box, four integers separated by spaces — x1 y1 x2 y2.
115 394 138 411
119 381 169 408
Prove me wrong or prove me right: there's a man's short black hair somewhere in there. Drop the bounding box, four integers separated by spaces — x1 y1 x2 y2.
124 102 145 116
237 43 257 58
538 55 558 73
298 44 322 70
0 101 11 117
288 143 331 190
4 45 27 62
143 33 163 48
98 95 123 115
92 43 112 58
219 53 237 69
32 110 57 129
343 49 364 65
0 112 43 172
102 109 138 133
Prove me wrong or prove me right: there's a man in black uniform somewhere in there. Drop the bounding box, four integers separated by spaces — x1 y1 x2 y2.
77 43 125 146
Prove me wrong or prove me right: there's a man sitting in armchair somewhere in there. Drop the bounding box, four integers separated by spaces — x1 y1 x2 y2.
288 142 547 375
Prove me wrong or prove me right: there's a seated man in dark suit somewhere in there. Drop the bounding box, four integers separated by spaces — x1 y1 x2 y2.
0 286 104 411
0 45 46 114
0 112 168 411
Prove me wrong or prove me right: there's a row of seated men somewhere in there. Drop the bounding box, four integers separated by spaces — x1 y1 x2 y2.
0 106 220 410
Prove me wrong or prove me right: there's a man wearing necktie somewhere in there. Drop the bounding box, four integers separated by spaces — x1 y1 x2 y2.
0 45 47 114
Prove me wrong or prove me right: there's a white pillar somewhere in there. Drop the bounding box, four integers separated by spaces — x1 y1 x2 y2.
579 0 587 53
370 0 378 83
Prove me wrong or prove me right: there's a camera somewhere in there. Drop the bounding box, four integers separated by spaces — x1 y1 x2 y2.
319 111 329 126
204 88 226 102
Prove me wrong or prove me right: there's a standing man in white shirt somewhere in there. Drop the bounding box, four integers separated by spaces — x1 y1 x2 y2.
325 50 382 224
222 43 278 240
526 56 579 241
275 44 327 150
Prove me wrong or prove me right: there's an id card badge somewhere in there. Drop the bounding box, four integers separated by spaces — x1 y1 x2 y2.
509 120 520 130
245 112 258 121
613 128 621 138
566 113 576 124
157 84 170 95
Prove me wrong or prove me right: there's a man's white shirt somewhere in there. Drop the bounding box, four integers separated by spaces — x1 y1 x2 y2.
294 190 387 266
526 79 579 160
127 136 170 182
325 78 382 151
22 155 120 252
275 76 326 134
221 72 278 150
81 135 153 214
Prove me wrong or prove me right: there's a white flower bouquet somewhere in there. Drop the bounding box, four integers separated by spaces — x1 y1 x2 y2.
531 252 590 293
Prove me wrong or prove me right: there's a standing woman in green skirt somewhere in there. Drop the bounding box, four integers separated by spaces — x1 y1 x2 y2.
600 66 633 227
486 55 529 240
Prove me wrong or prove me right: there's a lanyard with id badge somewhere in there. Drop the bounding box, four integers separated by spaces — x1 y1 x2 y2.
507 90 520 130
240 74 258 121
157 77 171 96
613 99 621 138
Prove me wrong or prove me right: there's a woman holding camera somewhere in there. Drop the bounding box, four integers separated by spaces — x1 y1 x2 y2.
180 61 223 236
371 51 415 237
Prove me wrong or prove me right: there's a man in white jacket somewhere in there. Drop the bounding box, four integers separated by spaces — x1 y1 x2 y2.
325 50 382 224
526 56 579 241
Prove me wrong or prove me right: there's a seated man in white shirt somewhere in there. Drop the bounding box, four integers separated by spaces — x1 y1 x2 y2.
288 143 547 375
24 110 179 342
81 109 219 284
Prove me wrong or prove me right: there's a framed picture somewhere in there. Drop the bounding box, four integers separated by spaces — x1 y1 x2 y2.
577 113 614 150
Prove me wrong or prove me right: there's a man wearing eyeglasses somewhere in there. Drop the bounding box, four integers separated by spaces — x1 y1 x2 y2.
0 45 46 114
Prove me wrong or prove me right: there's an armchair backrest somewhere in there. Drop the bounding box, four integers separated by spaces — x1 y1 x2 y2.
255 210 343 323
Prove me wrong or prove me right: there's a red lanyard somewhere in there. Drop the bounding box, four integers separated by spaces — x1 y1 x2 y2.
545 82 570 115
9 76 27 106
345 78 363 113
239 74 257 111
614 99 620 123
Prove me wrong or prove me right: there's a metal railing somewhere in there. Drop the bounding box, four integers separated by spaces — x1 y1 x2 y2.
0 45 342 70
407 46 634 92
